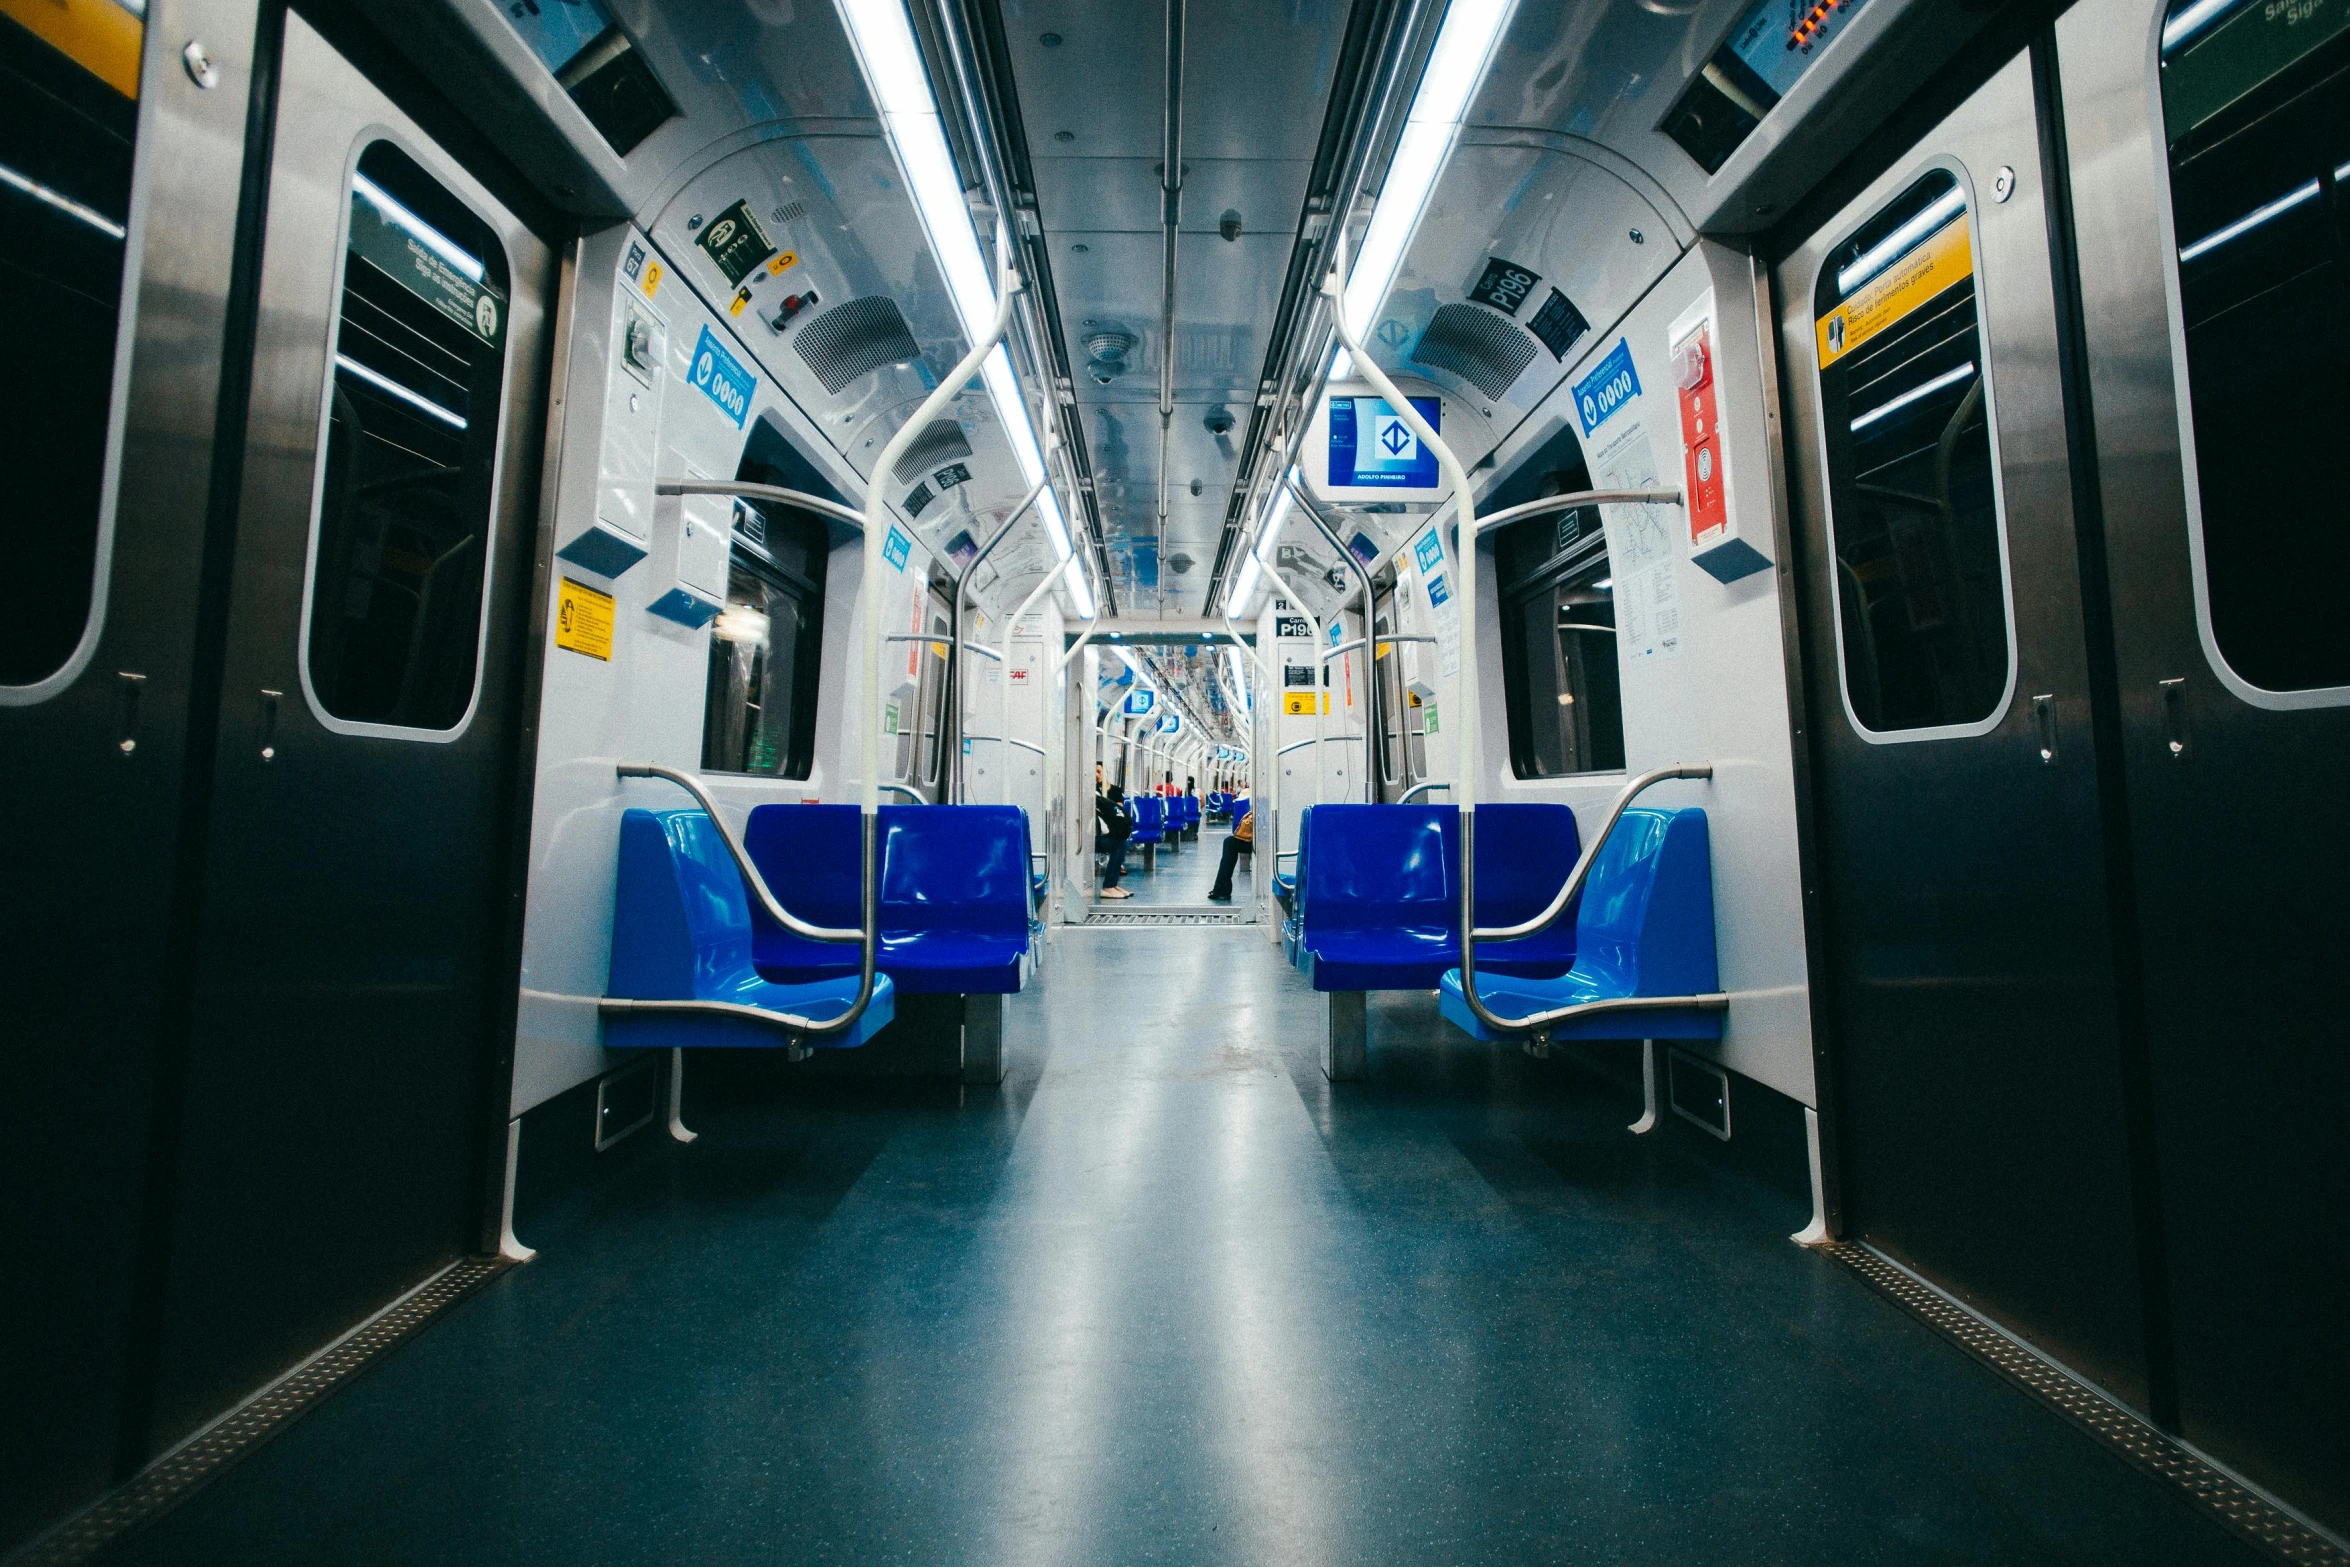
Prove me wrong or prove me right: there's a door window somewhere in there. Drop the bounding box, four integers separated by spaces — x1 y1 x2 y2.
1 0 143 693
702 504 825 779
1812 167 2017 738
2158 0 2350 698
302 140 510 734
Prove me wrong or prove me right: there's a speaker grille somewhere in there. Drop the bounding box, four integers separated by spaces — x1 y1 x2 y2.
892 420 974 484
794 296 920 395
1412 303 1538 399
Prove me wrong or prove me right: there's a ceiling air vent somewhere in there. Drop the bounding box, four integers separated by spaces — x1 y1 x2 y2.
892 421 973 484
1412 303 1538 400
794 296 920 395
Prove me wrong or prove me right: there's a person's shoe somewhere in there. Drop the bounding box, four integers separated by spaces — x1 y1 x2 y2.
1100 886 1133 899
1205 892 1232 902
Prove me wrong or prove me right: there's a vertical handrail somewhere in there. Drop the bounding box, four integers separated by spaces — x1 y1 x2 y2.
1290 477 1381 801
949 473 1048 801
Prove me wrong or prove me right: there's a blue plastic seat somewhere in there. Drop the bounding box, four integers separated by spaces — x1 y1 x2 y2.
1440 807 1721 1042
741 804 1032 995
1130 795 1165 846
1286 804 1584 991
606 808 895 1050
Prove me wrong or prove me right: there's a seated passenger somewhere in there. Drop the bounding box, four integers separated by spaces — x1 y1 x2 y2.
1207 803 1253 902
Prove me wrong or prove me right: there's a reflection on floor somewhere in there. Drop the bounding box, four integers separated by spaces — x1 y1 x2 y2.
99 927 2263 1565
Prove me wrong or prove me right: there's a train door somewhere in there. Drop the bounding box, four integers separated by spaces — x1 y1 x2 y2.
2056 0 2350 1515
141 11 552 1444
1776 55 2160 1402
0 0 255 1536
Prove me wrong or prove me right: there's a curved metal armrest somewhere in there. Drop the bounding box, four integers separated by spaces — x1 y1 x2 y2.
878 782 925 803
655 480 865 532
1399 781 1450 803
616 764 862 944
1471 764 1713 943
1457 988 1730 1040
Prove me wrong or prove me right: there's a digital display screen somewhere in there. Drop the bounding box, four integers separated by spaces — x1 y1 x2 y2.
1326 395 1442 490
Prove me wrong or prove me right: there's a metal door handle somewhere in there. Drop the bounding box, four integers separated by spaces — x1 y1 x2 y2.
2160 677 2190 760
2031 693 2057 765
257 689 281 763
116 671 145 760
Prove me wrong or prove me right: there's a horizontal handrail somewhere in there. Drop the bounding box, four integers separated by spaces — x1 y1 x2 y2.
616 764 861 943
1320 633 1439 661
883 633 1003 661
1473 764 1712 941
656 479 865 532
1399 781 1451 803
961 734 1046 755
1558 622 1617 636
1472 488 1682 538
1277 732 1364 756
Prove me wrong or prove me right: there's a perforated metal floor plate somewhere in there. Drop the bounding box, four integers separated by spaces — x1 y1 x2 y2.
10 1257 507 1566
1081 907 1250 927
1820 1241 2346 1566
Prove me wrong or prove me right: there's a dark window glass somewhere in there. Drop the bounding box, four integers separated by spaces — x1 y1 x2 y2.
2160 1 2350 693
1501 548 1625 779
895 587 952 791
0 5 140 686
702 507 825 779
306 141 508 730
1813 168 2011 734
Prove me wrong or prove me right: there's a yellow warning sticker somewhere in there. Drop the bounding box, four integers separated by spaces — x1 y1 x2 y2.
1817 213 1972 369
555 577 615 661
729 288 751 317
640 259 663 299
2 0 143 98
766 251 800 277
1282 692 1328 716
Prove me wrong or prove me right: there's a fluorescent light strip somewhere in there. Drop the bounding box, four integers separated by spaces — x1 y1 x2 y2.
835 0 1083 587
1837 185 1968 296
336 353 468 429
2178 179 2320 263
1330 0 1519 379
2161 0 2244 53
1229 552 1264 612
1063 556 1096 619
0 160 125 240
353 173 483 283
1850 361 1974 433
1253 481 1298 563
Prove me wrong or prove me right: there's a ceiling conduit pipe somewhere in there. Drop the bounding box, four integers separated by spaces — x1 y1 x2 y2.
1289 475 1381 801
1156 0 1185 606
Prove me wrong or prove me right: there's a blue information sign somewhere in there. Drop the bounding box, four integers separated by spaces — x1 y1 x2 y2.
689 324 755 428
1327 394 1442 489
1572 339 1642 436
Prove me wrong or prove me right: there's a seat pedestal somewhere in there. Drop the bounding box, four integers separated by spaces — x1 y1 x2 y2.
962 993 1006 1085
1323 990 1366 1082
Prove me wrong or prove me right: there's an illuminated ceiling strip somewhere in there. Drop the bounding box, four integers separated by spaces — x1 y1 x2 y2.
1329 0 1519 379
2160 0 2245 53
2177 179 2319 263
835 0 1075 568
337 354 468 429
353 172 483 283
0 160 126 240
1063 555 1097 619
1849 361 1974 433
1837 185 1968 296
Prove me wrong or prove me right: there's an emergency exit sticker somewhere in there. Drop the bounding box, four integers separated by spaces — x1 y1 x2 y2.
554 577 615 661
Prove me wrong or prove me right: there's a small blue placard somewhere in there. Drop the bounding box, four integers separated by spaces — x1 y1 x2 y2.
1425 571 1452 609
882 525 911 571
1124 689 1156 716
1413 527 1445 575
688 324 755 428
1328 394 1442 489
1573 339 1641 436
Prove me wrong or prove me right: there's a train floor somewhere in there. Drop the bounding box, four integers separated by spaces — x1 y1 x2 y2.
98 923 2263 1565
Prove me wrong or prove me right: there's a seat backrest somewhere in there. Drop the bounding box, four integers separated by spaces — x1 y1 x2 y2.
742 803 863 969
609 807 753 1000
1133 795 1164 832
1573 807 1718 995
1470 803 1583 960
878 804 1032 935
1299 805 1454 934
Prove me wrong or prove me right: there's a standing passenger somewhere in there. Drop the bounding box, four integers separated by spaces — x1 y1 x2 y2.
1206 802 1252 902
1097 780 1134 899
